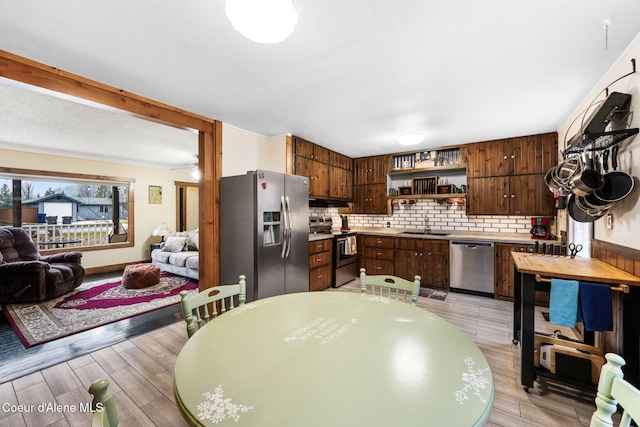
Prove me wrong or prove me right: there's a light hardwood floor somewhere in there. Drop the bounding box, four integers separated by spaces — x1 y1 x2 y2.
0 283 600 426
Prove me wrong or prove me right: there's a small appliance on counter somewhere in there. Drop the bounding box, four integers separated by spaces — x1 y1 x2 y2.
530 217 550 240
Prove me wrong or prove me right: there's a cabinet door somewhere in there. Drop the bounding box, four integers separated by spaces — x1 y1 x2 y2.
354 156 389 185
310 264 332 292
294 136 329 163
329 166 353 200
512 133 557 175
467 177 509 215
296 156 328 198
369 156 389 184
468 139 511 177
329 151 353 170
393 240 448 291
494 243 547 304
394 249 416 282
509 175 555 216
419 251 449 290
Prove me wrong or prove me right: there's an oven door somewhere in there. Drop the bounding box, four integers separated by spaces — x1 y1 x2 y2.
334 235 357 267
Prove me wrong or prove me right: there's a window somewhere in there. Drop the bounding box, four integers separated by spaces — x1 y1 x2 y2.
0 167 134 251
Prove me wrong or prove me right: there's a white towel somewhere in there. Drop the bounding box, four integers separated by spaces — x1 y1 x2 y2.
344 236 357 255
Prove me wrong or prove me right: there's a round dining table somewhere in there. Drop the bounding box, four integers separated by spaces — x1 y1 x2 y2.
173 291 494 426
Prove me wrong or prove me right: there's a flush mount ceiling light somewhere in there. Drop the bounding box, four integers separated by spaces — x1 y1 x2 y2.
397 133 425 146
225 0 298 44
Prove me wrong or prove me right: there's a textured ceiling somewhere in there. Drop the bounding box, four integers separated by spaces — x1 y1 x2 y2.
1 0 640 169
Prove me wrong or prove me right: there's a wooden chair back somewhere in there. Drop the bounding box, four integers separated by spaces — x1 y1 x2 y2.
360 268 421 306
88 378 119 427
180 275 246 338
591 353 640 427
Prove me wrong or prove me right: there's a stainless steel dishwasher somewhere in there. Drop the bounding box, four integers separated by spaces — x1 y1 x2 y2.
450 240 495 297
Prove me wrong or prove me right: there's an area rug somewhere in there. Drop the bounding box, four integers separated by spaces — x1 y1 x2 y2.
418 287 448 301
1 274 198 348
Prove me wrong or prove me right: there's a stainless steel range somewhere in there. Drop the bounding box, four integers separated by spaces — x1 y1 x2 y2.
309 217 358 287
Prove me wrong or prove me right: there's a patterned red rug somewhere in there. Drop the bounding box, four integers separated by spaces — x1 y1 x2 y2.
1 274 197 348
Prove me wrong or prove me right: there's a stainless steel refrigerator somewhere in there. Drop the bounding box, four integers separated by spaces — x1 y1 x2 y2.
220 170 309 302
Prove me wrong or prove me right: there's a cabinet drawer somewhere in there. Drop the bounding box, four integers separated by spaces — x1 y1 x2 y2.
363 258 394 275
309 239 332 254
363 247 394 261
309 250 332 269
364 236 394 248
310 264 332 292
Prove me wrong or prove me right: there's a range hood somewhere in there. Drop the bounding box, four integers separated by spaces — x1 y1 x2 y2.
309 198 350 208
565 92 637 155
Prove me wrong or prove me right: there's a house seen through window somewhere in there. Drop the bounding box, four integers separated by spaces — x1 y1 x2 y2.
0 171 133 250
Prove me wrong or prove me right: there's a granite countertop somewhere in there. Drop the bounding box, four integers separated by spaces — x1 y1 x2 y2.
309 227 559 245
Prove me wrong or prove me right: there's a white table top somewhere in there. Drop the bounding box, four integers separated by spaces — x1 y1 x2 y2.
174 291 494 426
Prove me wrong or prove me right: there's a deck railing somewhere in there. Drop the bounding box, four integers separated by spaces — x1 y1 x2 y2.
20 221 115 248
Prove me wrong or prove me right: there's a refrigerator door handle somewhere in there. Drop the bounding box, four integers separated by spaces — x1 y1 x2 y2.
285 196 292 257
281 195 289 258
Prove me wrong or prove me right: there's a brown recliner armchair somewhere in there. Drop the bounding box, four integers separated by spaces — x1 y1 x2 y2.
0 227 85 304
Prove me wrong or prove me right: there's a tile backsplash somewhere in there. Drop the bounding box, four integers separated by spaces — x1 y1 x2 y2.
311 199 551 235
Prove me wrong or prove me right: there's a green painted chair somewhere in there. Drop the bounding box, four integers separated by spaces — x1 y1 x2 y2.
359 268 421 306
88 378 119 427
590 353 640 427
180 275 246 338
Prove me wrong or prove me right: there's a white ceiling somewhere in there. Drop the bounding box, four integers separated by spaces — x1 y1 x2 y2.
1 0 640 170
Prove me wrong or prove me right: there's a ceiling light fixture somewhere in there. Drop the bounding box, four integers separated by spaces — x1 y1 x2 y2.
225 0 298 44
397 133 425 146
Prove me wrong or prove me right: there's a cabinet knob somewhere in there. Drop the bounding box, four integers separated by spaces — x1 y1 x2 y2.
511 194 515 198
510 155 515 159
503 194 508 198
503 155 508 160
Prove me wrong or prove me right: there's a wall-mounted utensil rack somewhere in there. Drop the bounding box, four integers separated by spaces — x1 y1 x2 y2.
563 128 638 157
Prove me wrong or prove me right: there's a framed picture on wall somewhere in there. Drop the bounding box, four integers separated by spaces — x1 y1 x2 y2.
149 185 162 204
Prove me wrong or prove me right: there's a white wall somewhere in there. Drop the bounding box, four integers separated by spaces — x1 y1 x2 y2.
558 33 640 250
0 147 195 269
222 124 287 177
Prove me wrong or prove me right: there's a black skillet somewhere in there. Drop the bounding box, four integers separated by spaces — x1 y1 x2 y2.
568 194 606 223
594 145 634 203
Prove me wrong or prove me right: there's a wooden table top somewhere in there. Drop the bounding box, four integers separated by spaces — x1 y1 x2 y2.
511 252 640 286
174 291 494 427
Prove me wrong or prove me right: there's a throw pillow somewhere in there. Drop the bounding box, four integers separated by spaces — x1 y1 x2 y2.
162 236 187 252
187 229 199 251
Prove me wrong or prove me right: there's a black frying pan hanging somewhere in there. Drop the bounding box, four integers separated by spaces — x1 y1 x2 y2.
568 194 606 223
594 146 634 203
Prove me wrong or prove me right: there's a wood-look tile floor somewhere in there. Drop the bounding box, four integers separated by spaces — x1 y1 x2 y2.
0 282 599 426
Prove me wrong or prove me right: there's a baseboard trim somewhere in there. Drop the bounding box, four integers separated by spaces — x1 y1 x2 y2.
84 260 149 276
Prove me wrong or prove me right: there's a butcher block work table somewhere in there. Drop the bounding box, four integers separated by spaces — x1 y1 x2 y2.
511 252 640 390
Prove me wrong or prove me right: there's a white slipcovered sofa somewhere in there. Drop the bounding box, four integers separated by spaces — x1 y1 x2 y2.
151 230 199 280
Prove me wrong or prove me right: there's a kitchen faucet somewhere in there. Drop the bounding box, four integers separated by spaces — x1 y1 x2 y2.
424 215 431 234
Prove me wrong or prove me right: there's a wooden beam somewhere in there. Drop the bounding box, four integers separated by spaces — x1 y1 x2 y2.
0 50 214 132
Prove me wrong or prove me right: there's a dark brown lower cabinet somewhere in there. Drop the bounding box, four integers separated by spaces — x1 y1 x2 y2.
394 238 449 291
309 239 332 291
494 243 550 305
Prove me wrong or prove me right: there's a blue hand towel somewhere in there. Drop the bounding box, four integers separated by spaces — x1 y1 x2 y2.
549 279 580 327
579 282 613 331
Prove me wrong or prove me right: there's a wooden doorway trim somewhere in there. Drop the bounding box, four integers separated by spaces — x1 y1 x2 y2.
175 181 200 232
0 50 222 287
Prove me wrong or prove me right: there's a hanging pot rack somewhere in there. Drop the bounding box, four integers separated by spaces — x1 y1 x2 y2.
563 128 639 156
562 59 638 158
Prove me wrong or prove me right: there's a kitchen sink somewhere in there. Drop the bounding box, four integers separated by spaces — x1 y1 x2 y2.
400 231 449 236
